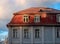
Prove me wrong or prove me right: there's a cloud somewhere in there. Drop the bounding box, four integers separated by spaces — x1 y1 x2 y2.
14 0 60 8
0 6 4 18
15 0 26 6
55 0 60 2
0 0 9 19
0 0 8 5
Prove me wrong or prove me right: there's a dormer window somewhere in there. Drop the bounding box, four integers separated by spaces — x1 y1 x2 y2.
24 16 29 22
57 14 60 22
34 15 40 22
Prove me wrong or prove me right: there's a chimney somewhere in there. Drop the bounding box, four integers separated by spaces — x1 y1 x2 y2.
39 9 44 12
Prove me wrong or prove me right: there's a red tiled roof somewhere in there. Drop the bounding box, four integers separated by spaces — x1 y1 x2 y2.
7 7 60 27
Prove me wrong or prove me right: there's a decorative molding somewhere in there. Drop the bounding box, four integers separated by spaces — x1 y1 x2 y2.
20 27 23 44
42 26 44 44
31 27 34 44
53 27 55 44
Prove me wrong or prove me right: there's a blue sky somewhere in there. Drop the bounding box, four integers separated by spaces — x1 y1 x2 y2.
0 0 60 41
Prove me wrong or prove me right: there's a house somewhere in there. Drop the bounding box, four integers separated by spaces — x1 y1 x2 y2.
7 7 60 44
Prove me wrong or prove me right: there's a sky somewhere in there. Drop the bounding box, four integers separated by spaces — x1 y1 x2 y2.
0 0 60 41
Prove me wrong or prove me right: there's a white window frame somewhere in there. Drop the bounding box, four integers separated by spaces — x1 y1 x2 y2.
35 29 40 38
12 29 17 38
34 15 40 22
24 29 29 39
24 15 29 22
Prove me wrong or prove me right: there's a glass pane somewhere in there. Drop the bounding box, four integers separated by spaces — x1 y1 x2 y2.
35 29 39 38
13 29 17 38
24 16 29 22
24 29 29 39
34 16 40 22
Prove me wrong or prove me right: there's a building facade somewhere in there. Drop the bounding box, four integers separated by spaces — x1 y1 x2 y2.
7 7 60 44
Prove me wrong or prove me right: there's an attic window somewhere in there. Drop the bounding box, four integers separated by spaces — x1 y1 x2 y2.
39 9 44 12
56 14 60 22
24 16 29 22
34 15 40 22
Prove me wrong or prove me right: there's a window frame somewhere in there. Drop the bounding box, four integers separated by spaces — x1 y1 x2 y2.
24 15 29 22
35 29 40 39
34 15 40 22
23 29 29 39
12 29 18 38
56 27 60 38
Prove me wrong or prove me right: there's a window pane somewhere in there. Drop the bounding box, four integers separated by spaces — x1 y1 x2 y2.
35 29 40 38
56 14 60 22
57 27 60 38
34 16 40 22
13 29 17 38
24 29 29 39
24 16 29 22
59 17 60 22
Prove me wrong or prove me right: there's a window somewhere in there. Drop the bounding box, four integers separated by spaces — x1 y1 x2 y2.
13 29 17 38
24 29 29 39
57 27 60 38
24 16 29 22
34 16 40 22
58 16 60 22
56 14 60 22
35 29 40 38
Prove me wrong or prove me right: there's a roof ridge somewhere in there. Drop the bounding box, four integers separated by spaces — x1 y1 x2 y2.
13 7 60 15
